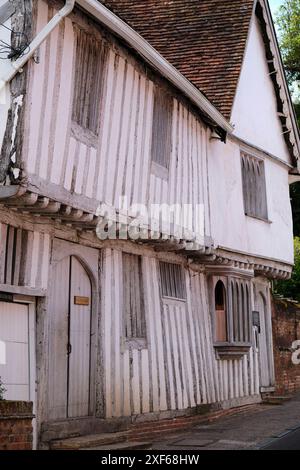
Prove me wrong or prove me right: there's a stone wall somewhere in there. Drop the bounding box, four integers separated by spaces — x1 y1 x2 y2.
0 401 33 450
272 297 300 395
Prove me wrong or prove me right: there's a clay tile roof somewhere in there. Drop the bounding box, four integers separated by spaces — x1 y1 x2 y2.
100 0 255 120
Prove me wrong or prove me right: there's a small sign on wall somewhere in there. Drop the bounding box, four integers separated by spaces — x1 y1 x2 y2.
74 296 90 306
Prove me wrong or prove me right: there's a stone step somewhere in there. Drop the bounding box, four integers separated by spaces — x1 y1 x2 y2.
50 431 129 450
81 441 151 450
262 396 292 405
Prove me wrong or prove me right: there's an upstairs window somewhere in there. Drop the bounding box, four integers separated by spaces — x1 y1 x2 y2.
72 28 106 134
123 253 146 339
159 261 186 300
151 86 173 169
241 152 268 220
214 281 227 342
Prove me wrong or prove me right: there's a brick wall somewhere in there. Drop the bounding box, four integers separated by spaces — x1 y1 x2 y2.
0 401 34 450
272 297 300 395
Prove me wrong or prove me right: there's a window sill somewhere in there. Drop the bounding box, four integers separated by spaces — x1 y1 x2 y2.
151 161 169 180
214 343 251 360
162 296 186 305
122 337 147 351
245 213 272 224
71 121 98 147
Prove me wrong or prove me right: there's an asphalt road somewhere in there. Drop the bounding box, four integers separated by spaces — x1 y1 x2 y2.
261 427 300 450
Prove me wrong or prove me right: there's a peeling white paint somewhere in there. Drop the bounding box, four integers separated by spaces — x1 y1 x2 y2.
10 94 24 153
12 168 20 179
0 7 12 149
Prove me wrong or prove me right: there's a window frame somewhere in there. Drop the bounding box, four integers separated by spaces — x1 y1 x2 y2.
159 261 187 302
122 252 147 347
241 151 268 222
151 85 173 171
214 280 228 343
71 25 108 137
208 272 253 360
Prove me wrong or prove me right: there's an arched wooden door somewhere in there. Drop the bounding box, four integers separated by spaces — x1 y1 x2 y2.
48 255 92 419
256 292 274 390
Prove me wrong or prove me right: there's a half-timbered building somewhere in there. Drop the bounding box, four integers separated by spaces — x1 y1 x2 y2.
0 0 299 447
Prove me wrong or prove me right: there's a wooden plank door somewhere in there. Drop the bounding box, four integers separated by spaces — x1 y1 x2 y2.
68 256 92 417
48 257 70 420
48 255 92 420
257 293 272 389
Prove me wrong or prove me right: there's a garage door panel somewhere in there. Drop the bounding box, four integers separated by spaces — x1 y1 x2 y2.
0 342 29 384
4 384 29 401
0 302 28 342
0 301 30 402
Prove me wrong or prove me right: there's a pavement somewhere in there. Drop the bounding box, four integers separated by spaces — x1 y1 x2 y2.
151 393 300 450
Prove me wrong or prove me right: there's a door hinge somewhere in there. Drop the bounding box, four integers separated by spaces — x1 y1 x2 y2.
67 343 72 355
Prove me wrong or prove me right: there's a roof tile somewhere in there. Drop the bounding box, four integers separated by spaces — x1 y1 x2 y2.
100 0 255 119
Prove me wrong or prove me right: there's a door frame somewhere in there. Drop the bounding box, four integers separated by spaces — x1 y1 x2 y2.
0 294 37 447
253 281 275 392
46 239 100 421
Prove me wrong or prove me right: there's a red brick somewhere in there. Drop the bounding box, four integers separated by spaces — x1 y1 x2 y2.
272 297 300 395
0 402 33 450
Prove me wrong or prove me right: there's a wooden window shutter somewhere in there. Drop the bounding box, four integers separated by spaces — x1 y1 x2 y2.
151 87 173 168
123 253 146 339
159 261 186 300
0 224 28 286
72 28 107 134
241 152 268 220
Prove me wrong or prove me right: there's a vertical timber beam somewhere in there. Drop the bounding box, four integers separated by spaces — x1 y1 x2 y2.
0 0 33 183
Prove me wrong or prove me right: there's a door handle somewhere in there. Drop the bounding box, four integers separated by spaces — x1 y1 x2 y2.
67 343 72 355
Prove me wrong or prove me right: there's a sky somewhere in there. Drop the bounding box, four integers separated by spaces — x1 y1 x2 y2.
269 0 283 17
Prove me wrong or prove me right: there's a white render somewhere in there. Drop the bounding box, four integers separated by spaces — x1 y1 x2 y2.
208 137 294 263
231 16 291 164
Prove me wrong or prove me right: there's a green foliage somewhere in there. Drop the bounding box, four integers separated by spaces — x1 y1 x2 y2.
294 102 300 128
0 377 6 400
290 182 300 236
274 237 300 300
276 0 300 84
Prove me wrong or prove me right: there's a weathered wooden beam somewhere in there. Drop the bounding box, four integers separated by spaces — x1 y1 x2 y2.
0 283 46 297
4 192 38 207
0 185 27 199
28 201 61 214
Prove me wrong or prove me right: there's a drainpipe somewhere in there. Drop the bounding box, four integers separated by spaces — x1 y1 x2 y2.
0 0 75 91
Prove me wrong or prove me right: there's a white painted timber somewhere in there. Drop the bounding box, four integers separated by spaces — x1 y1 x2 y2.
101 249 260 417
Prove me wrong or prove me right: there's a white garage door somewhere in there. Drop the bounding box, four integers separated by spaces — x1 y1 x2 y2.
0 301 30 401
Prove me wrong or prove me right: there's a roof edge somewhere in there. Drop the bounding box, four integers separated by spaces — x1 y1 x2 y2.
257 0 300 168
76 0 234 136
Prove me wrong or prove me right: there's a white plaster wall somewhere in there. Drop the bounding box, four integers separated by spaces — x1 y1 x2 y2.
208 136 294 264
0 0 12 149
231 16 291 164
